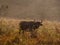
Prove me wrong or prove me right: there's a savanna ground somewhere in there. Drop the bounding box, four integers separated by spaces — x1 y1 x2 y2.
0 17 60 45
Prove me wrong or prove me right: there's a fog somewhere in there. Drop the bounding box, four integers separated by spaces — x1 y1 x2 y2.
0 0 60 21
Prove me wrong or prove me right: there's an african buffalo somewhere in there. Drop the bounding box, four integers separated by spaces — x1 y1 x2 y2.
19 20 42 32
19 20 43 38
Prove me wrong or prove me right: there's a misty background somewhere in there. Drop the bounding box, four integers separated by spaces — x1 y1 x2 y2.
0 0 60 21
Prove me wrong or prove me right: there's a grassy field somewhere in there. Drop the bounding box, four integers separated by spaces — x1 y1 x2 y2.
0 17 60 45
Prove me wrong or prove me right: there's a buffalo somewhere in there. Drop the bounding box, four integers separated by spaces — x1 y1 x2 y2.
19 20 43 38
19 21 42 31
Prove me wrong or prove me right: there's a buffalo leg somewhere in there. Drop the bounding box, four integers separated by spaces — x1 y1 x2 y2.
30 29 37 38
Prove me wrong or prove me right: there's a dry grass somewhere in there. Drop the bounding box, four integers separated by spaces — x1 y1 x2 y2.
0 17 60 45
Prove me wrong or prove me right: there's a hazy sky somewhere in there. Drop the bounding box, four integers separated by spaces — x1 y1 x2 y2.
0 0 60 21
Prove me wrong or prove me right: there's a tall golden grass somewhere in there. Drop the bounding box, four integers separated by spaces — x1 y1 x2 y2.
0 17 60 45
